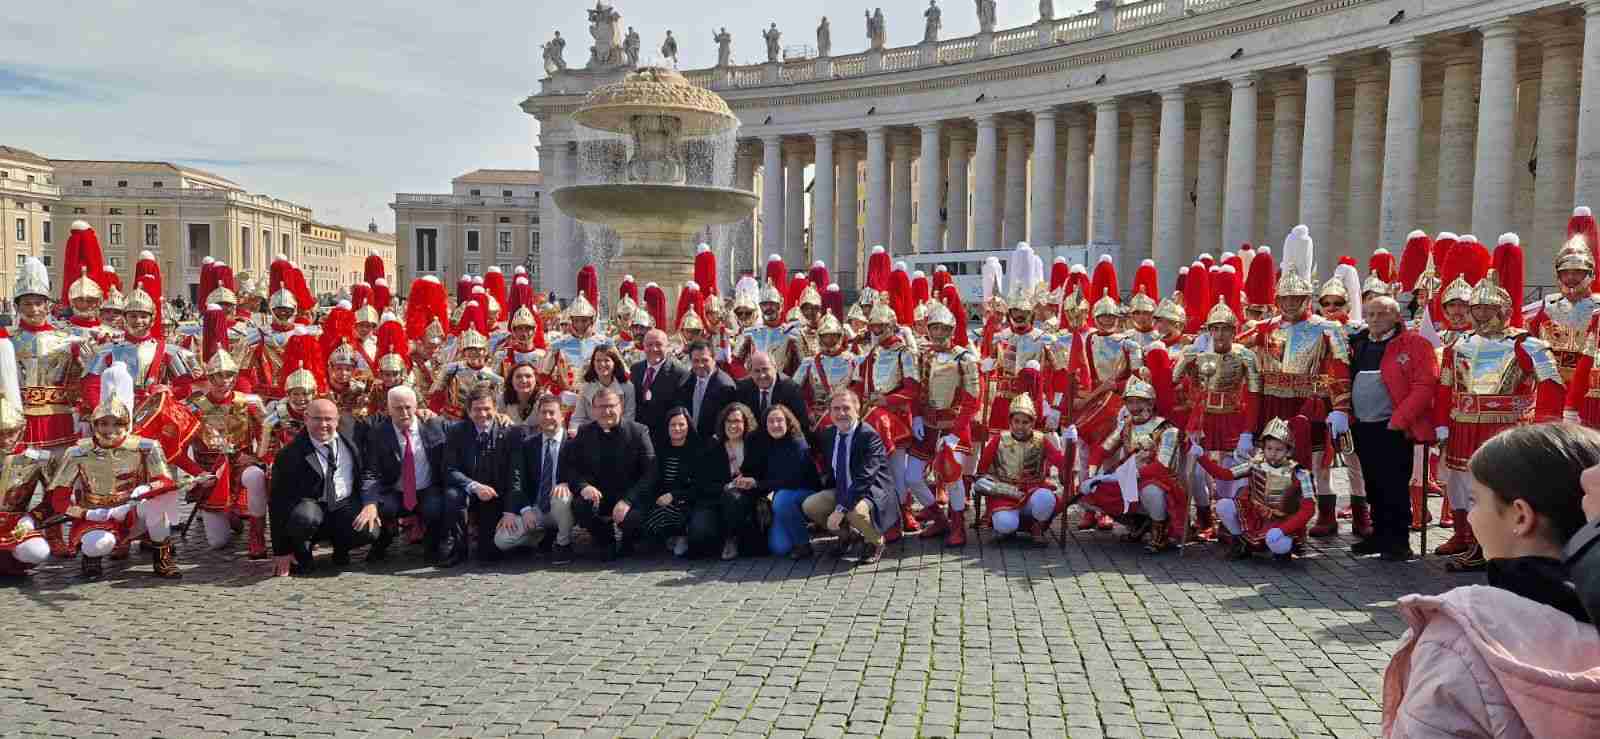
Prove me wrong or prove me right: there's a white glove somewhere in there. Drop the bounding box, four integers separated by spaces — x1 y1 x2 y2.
1434 426 1449 441
1189 441 1205 458
89 502 135 523
1080 476 1098 495
980 358 996 372
911 416 926 441
1565 409 1582 424
1062 425 1078 444
560 390 579 406
1326 411 1350 437
940 434 960 452
717 346 731 362
1236 433 1254 457
131 484 151 500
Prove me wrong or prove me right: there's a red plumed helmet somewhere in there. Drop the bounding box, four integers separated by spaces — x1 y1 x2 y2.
375 315 410 371
1066 264 1090 303
372 278 392 313
1133 259 1159 303
642 282 668 330
268 256 292 299
1183 261 1212 334
1175 266 1188 294
694 244 718 296
201 304 229 366
456 275 474 305
765 254 788 297
350 282 372 311
1397 230 1433 293
866 245 891 292
280 330 327 394
319 304 355 359
1432 232 1460 278
618 274 638 303
483 267 508 318
931 265 951 295
1493 233 1526 327
1214 265 1242 323
575 264 599 310
510 274 535 317
1570 206 1600 275
1369 248 1396 284
808 261 830 292
940 283 970 347
1088 254 1119 304
364 250 386 286
674 281 703 330
62 221 110 305
1244 249 1277 309
1143 347 1176 420
823 283 845 322
289 263 315 312
783 274 810 315
911 271 930 306
889 264 914 325
1442 235 1491 288
1338 255 1358 268
1049 257 1069 291
1198 253 1215 270
404 276 449 340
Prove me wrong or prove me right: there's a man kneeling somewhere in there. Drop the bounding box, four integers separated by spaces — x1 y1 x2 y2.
1077 375 1188 553
974 393 1068 547
269 398 377 576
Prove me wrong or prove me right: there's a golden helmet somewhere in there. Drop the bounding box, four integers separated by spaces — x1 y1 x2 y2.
1260 416 1294 447
68 271 104 303
1441 275 1474 305
732 291 759 315
90 363 134 425
285 367 320 394
565 293 596 320
1007 392 1037 420
328 343 363 367
1122 374 1156 402
354 304 380 325
102 286 127 312
1153 294 1186 326
631 308 655 329
91 392 132 425
1091 295 1121 320
1317 276 1349 302
680 310 705 333
704 294 725 318
424 318 448 345
924 301 956 328
13 256 49 301
1556 236 1595 274
1007 285 1035 315
509 306 538 330
1361 274 1392 298
798 284 822 307
867 301 897 326
1203 302 1238 329
846 303 867 324
204 350 240 376
458 327 490 352
376 353 408 374
817 313 844 336
1469 269 1511 310
205 285 237 306
269 287 298 312
125 285 158 316
612 295 638 325
1275 265 1315 298
758 282 783 305
1128 288 1157 314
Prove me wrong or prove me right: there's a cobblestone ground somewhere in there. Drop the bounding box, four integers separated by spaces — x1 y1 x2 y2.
3 500 1471 739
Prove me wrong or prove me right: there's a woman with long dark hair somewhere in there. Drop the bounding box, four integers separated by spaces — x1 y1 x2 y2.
693 402 763 560
642 406 701 556
501 361 542 425
748 404 823 558
1383 423 1600 737
571 344 634 431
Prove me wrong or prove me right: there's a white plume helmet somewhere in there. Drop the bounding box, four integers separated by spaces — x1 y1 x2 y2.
100 362 135 417
981 257 1005 303
0 331 20 420
1283 225 1315 283
1332 262 1364 325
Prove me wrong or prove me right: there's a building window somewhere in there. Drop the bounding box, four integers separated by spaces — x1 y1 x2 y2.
41 255 51 267
72 207 85 214
109 223 123 245
109 208 123 215
240 227 251 266
13 255 22 269
118 180 128 187
144 208 157 216
531 231 540 251
153 181 164 188
470 189 481 196
42 221 50 244
465 261 480 275
262 229 270 256
281 233 290 261
109 256 124 270
416 228 438 271
14 218 24 242
498 262 514 274
466 230 480 253
465 215 479 223
81 179 93 186
145 224 159 247
0 171 7 179
497 231 512 254
498 216 510 224
502 190 512 197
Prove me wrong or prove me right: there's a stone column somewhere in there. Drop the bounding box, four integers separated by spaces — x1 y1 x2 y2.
1299 59 1337 247
1222 73 1258 253
891 132 915 255
785 147 806 265
1063 110 1091 244
918 122 944 254
1577 0 1600 206
1347 65 1386 253
1126 101 1156 267
1379 41 1423 256
1473 20 1519 238
536 138 568 295
1003 120 1029 247
1093 99 1121 247
1030 108 1059 246
1437 54 1478 232
813 131 837 271
1153 87 1187 295
1536 31 1583 265
946 131 971 251
1054 135 1068 242
973 113 1001 251
1196 91 1227 257
734 142 759 280
1268 77 1303 244
866 126 890 250
836 138 861 288
761 134 784 264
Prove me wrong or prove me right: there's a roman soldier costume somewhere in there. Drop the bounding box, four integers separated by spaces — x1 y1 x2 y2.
495 306 546 378
403 276 451 399
180 310 269 558
1535 211 1600 387
904 291 981 545
80 260 200 413
0 333 53 577
429 300 504 421
13 257 83 454
1193 416 1316 560
733 281 801 378
787 283 825 360
983 287 1063 433
539 294 605 418
1072 295 1143 447
794 314 858 431
855 301 921 533
974 393 1069 546
263 332 324 465
1077 374 1188 553
326 343 373 424
1173 303 1261 538
248 276 309 402
1434 267 1564 571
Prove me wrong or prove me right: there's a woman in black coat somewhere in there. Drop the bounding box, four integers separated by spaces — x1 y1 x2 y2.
746 404 824 558
643 406 702 557
693 402 763 559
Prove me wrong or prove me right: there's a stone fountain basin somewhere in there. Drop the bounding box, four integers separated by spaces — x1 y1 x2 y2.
553 183 758 235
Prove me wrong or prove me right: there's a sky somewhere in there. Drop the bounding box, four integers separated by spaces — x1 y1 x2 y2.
4 0 1066 232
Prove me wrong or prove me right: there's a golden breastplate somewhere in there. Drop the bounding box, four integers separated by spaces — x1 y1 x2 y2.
863 346 912 402
1128 329 1161 350
192 395 259 452
923 348 976 412
992 431 1047 483
0 451 48 512
1250 463 1304 515
445 366 503 408
747 326 791 367
804 354 855 396
1262 321 1328 375
1119 416 1179 469
65 443 153 508
1541 296 1596 356
1089 333 1131 381
15 328 77 388
1455 335 1523 395
1000 331 1051 377
1195 351 1246 391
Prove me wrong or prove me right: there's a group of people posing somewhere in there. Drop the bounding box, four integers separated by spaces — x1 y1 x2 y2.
5 205 1600 580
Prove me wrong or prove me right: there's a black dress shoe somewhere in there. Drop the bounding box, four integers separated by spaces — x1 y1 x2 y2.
1380 546 1416 562
790 542 814 560
331 549 351 567
551 543 574 565
537 533 555 554
1351 538 1384 556
856 542 886 566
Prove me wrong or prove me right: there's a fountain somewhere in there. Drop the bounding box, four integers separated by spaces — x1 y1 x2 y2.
552 66 757 313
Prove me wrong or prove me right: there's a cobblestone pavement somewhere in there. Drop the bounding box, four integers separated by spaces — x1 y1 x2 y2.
3 500 1472 739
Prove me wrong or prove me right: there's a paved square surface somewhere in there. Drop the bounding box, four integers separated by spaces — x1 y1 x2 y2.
3 503 1471 739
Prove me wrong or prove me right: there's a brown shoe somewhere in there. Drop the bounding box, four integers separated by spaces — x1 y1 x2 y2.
151 540 181 579
856 541 885 566
80 555 104 581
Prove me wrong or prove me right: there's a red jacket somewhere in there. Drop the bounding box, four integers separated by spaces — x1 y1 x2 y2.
1355 327 1438 442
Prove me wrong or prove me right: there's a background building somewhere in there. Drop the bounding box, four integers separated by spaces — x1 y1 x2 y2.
0 146 60 301
299 220 398 299
390 169 543 295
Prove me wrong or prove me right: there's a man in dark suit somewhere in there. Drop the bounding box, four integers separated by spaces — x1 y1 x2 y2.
679 340 737 439
497 393 578 564
802 389 899 565
560 386 658 560
734 351 811 444
361 385 450 564
444 384 523 564
269 398 375 576
631 328 689 442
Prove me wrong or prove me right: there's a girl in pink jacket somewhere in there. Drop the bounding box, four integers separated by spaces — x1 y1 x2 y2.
1384 422 1600 738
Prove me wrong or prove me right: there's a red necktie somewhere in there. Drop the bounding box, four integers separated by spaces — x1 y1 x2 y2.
402 429 418 511
643 364 657 392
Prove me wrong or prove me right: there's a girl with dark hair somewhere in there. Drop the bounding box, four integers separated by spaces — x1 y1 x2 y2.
571 345 634 431
501 361 542 425
747 404 823 557
1383 423 1600 738
642 406 701 557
